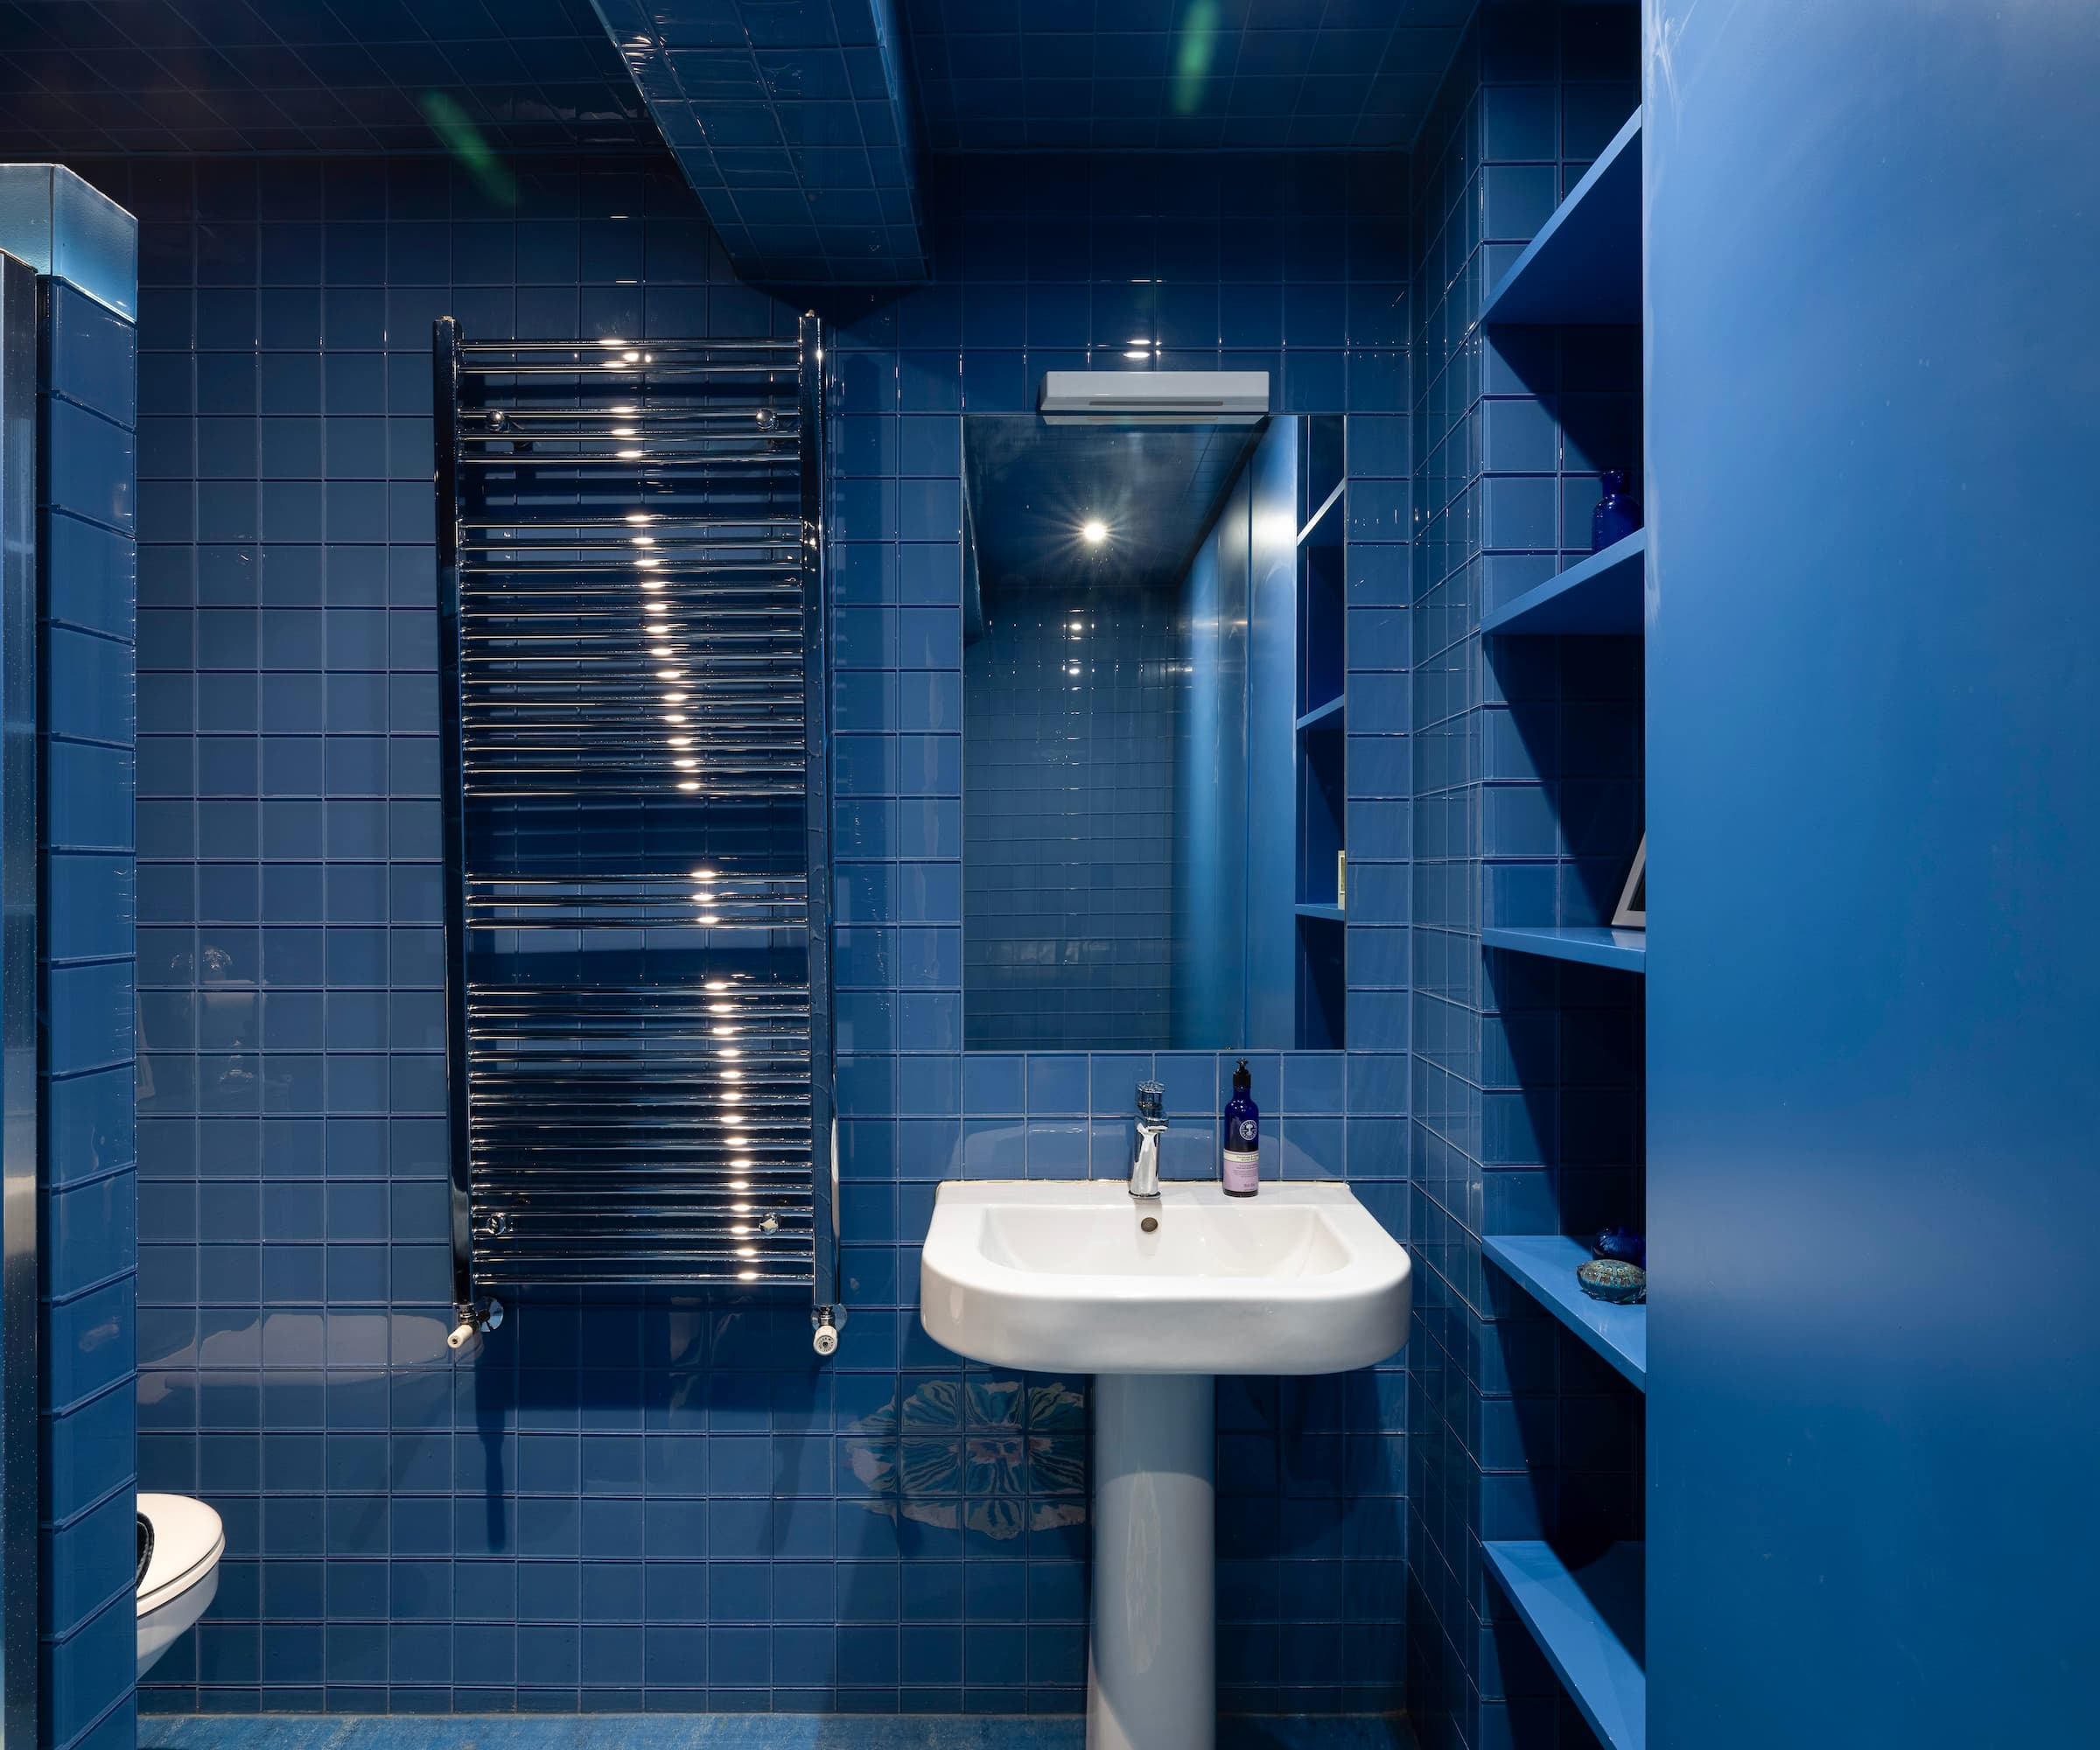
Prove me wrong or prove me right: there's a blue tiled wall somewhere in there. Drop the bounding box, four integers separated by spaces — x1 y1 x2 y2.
75 137 1414 1719
1403 8 1642 1750
40 270 143 1750
962 572 1181 1052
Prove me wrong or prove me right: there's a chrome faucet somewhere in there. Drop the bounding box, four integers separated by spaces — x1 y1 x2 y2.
1130 1081 1167 1200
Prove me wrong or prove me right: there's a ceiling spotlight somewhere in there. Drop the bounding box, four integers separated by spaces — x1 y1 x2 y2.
1082 520 1108 545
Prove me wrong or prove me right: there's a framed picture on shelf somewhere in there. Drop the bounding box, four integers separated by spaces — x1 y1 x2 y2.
1613 835 1646 928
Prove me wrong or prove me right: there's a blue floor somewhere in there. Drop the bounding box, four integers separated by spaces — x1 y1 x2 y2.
139 1716 1416 1750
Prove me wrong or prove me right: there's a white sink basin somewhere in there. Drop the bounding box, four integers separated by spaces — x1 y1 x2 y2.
919 1177 1410 1750
919 1179 1411 1376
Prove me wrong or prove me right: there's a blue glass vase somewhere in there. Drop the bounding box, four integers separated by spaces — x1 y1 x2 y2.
1592 469 1641 551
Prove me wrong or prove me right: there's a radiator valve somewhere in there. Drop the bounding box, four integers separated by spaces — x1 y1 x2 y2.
449 1297 505 1352
811 1304 846 1356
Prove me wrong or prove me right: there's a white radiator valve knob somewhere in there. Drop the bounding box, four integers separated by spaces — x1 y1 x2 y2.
810 1304 846 1356
450 1298 505 1353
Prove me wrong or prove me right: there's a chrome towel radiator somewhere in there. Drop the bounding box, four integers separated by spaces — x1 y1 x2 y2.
433 320 836 1343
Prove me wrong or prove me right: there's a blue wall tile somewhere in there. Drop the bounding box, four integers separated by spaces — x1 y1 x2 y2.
1402 8 1643 1750
77 132 1419 1723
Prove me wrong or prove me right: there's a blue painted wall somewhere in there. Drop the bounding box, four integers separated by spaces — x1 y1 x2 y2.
1166 411 1304 1054
1644 2 2100 1741
1404 7 1642 1749
70 141 1416 1719
4 175 144 1750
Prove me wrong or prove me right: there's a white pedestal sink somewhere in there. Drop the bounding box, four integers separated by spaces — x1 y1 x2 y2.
919 1181 1411 1749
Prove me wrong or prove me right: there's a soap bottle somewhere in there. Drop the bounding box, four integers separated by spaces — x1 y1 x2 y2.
1222 1060 1259 1197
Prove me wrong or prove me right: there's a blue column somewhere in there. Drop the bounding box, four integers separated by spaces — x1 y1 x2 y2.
0 163 140 1750
1644 6 2099 1742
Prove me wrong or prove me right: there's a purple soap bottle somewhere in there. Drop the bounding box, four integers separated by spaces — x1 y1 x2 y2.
1222 1060 1259 1197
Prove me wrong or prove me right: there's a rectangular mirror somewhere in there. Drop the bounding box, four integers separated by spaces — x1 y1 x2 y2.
961 412 1345 1053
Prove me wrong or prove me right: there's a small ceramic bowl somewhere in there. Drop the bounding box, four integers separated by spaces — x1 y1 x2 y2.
1576 1257 1646 1304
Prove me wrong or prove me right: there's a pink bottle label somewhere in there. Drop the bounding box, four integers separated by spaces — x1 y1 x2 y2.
1222 1149 1259 1194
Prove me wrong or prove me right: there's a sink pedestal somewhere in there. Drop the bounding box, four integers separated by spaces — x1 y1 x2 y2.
1088 1373 1214 1750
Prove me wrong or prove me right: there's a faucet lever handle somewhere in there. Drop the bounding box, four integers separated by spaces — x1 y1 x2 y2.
1136 1080 1165 1124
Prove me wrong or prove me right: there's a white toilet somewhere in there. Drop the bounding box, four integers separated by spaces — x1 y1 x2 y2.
136 1493 225 1678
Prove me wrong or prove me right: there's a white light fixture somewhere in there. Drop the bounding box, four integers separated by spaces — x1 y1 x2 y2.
1040 368 1269 424
1081 520 1108 545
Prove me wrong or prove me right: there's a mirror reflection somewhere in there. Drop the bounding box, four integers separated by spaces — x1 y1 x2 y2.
961 413 1345 1053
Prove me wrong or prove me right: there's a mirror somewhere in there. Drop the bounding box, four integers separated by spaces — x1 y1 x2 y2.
961 413 1345 1053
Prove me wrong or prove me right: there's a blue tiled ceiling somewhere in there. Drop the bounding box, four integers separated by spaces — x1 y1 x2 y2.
0 0 656 156
590 0 928 284
901 0 1472 150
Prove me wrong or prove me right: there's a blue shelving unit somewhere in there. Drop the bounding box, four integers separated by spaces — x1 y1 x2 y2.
1481 530 1645 636
1480 107 1643 325
1481 924 1645 974
1295 416 1348 1048
1483 1234 1646 1390
1484 1541 1647 1750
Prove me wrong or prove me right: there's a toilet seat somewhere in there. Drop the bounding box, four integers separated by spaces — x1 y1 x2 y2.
136 1493 223 1614
136 1493 224 1678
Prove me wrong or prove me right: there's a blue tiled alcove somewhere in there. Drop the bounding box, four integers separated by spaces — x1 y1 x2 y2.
64 127 1414 1726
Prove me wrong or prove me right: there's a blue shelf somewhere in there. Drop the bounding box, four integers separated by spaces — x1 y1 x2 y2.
1483 1541 1646 1750
1481 925 1646 973
1480 531 1645 635
1295 904 1344 923
1480 107 1643 325
1295 696 1344 732
1483 1235 1646 1390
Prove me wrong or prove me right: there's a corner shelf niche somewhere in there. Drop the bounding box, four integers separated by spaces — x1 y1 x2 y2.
1483 1234 1646 1390
1480 107 1643 326
1481 530 1645 636
1294 417 1347 1048
1483 1540 1647 1750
